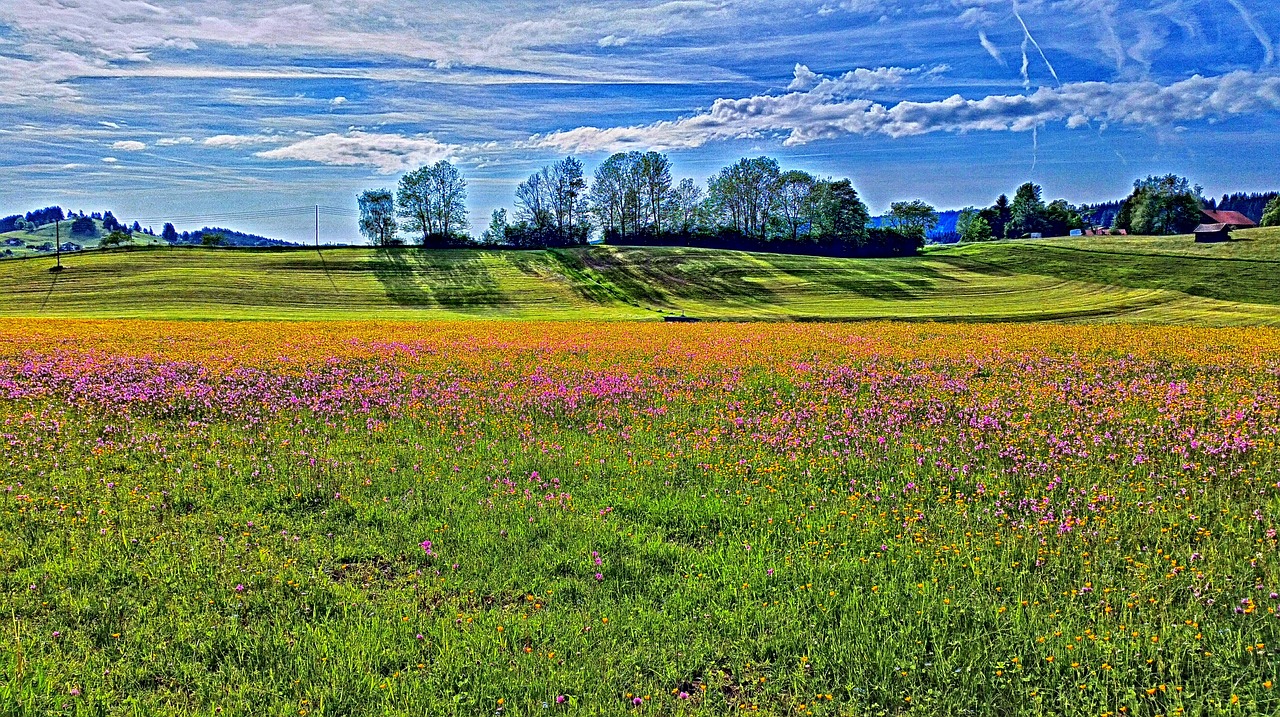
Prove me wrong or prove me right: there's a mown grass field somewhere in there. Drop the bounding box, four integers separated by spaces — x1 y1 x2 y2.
0 228 1277 324
1 321 1277 716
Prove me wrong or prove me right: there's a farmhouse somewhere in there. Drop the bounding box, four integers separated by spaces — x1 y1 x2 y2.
1200 210 1256 229
1193 210 1256 243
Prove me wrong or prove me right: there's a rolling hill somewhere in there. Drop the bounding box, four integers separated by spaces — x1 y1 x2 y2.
0 228 1278 324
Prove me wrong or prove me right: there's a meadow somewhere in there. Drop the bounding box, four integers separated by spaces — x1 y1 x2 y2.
1 320 1277 716
1 227 1278 324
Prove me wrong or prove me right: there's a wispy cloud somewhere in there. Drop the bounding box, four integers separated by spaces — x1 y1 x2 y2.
203 134 286 148
533 69 1280 152
254 131 464 173
110 140 147 151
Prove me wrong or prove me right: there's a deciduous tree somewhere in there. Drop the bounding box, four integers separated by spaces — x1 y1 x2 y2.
358 188 397 246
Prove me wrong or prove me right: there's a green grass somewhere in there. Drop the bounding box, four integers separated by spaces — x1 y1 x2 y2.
0 227 1278 324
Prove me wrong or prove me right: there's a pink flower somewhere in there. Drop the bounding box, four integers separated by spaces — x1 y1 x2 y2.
556 695 566 704
234 584 245 592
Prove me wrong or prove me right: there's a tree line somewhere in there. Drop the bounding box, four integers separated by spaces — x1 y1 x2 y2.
358 154 930 257
361 156 1280 257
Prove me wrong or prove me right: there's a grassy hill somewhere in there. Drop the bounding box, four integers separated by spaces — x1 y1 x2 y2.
0 219 167 259
0 227 1278 324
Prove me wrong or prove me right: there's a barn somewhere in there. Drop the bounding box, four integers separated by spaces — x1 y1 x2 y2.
1193 223 1231 243
1193 210 1256 243
1200 210 1257 230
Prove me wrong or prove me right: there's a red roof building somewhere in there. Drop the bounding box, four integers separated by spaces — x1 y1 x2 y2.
1201 210 1257 229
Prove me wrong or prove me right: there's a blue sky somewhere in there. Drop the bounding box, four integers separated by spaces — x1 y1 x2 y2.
1 0 1278 243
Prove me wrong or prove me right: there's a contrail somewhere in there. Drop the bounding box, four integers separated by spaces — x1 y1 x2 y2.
1013 0 1061 86
1031 124 1038 173
1226 0 1275 65
1020 37 1031 89
979 31 1007 67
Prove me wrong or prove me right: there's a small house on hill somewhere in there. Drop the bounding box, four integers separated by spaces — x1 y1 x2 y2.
1194 224 1231 243
1200 210 1256 229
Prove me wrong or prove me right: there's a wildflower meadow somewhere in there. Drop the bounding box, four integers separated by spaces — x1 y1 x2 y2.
1 320 1277 716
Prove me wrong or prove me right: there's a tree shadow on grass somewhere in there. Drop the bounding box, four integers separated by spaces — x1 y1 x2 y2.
569 246 785 310
367 248 507 311
750 252 955 302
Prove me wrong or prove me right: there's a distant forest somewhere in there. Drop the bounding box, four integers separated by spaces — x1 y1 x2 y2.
166 226 297 248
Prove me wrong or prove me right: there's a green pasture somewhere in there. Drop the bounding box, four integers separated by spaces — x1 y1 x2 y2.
0 227 1278 324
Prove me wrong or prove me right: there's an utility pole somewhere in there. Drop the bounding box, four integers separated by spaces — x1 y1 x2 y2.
52 218 62 272
315 205 319 249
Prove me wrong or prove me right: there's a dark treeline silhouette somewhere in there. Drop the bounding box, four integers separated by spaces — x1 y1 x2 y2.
1079 200 1125 229
171 227 297 248
611 227 922 258
1207 192 1280 224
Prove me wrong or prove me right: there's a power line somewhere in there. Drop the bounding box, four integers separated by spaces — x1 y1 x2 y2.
127 205 336 224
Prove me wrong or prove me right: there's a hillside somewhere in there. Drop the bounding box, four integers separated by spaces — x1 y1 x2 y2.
0 220 168 259
0 228 1277 324
0 221 295 259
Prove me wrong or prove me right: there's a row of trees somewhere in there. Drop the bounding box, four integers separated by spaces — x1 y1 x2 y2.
954 183 1086 242
359 154 931 257
1 207 148 236
358 161 470 248
1113 175 1205 235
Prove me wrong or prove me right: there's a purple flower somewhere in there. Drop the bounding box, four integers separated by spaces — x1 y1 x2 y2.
420 539 435 556
595 573 603 581
234 584 245 592
416 633 424 640
677 691 690 699
632 697 643 706
556 695 566 704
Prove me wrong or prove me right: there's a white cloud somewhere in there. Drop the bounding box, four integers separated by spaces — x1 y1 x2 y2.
533 69 1280 152
101 156 119 163
155 136 195 146
254 131 462 173
329 96 348 106
110 140 146 151
787 64 822 91
598 35 629 47
203 134 283 148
